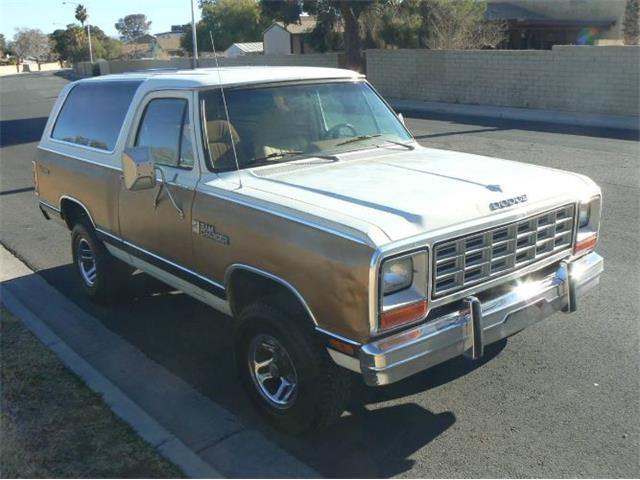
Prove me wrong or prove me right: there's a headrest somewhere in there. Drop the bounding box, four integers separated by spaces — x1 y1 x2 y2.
207 119 239 143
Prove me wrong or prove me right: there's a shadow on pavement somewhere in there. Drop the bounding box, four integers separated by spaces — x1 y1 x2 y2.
403 109 640 141
282 404 456 478
32 263 505 477
0 117 49 147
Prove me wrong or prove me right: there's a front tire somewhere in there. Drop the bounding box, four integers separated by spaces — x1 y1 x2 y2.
236 303 351 434
71 221 129 303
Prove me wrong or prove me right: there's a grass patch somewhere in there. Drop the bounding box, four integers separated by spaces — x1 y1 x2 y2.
0 306 183 478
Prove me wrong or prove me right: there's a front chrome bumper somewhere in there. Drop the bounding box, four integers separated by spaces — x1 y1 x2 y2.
358 252 603 386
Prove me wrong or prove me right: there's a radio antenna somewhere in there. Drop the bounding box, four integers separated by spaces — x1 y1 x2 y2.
209 30 242 188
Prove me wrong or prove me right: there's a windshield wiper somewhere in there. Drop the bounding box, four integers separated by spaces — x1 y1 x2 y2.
246 150 340 168
335 134 414 150
377 138 415 150
245 150 304 167
335 134 381 147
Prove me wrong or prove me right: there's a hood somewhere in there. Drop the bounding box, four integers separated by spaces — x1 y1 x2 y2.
242 146 596 244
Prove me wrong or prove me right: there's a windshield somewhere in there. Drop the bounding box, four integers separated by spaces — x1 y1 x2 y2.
200 81 413 170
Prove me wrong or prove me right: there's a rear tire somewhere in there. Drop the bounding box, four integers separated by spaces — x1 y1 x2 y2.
236 303 351 434
71 221 130 303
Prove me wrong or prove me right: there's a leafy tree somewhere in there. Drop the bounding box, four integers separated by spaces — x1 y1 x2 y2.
363 0 504 50
10 28 53 71
51 24 122 64
371 0 425 49
623 0 639 45
0 34 6 56
115 14 152 42
262 0 376 70
75 4 88 27
182 0 268 54
260 0 301 25
421 0 505 49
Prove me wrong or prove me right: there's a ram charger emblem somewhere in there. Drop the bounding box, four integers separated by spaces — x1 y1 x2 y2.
192 220 230 245
489 194 528 211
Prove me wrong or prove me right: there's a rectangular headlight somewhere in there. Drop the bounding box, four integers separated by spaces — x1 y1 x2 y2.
378 250 428 332
575 195 601 255
381 256 413 295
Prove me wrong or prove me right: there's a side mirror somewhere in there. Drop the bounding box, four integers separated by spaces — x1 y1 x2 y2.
397 112 405 125
122 146 156 191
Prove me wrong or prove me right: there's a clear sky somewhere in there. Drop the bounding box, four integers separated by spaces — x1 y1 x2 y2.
0 0 202 39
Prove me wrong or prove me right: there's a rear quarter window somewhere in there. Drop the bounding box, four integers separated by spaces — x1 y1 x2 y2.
51 81 141 151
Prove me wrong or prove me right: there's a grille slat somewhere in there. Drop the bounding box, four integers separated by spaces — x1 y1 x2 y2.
432 205 575 298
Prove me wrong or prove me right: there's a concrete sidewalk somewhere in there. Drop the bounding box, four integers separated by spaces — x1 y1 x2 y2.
0 245 319 479
389 99 640 132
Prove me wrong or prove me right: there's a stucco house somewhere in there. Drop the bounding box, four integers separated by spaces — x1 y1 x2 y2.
155 27 185 57
263 16 318 55
224 42 264 58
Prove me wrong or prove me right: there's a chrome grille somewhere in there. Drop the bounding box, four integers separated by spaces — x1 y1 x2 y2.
432 204 575 298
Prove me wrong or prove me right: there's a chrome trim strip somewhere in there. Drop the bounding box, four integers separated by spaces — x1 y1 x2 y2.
196 76 365 93
198 185 371 246
224 263 317 325
105 241 232 316
47 137 118 155
95 227 226 292
315 327 361 346
58 195 97 227
39 145 121 172
40 149 369 246
39 200 61 213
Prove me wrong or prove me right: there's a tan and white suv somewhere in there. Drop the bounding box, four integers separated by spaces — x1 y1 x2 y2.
34 67 604 432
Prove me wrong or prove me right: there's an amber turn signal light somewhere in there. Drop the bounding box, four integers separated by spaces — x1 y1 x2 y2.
575 234 598 254
328 338 356 356
380 299 428 331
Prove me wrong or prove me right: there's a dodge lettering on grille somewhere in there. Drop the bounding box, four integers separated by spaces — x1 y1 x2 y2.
489 194 528 211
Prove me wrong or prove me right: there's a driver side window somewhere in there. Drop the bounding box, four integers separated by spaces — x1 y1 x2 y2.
135 98 194 169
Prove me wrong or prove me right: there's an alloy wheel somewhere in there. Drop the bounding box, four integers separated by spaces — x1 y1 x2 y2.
76 237 97 287
248 333 298 409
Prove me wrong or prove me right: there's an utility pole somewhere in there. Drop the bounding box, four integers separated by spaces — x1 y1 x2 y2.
190 0 198 68
87 23 93 63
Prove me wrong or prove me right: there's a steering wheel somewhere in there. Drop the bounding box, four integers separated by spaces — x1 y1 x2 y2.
327 123 357 139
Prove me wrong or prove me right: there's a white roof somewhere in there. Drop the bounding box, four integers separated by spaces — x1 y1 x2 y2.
226 42 264 53
78 66 362 89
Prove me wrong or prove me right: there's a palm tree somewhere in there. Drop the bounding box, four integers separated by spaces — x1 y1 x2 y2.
75 4 88 27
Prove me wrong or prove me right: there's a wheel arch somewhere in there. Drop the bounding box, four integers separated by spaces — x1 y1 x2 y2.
59 196 96 230
224 264 317 328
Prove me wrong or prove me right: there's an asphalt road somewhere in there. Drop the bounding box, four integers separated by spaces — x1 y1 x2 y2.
1 71 638 478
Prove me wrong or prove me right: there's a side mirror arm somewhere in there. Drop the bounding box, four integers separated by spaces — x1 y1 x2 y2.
153 165 184 218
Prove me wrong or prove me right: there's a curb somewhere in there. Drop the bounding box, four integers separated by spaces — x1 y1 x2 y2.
0 246 320 478
389 99 640 132
1 282 223 479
